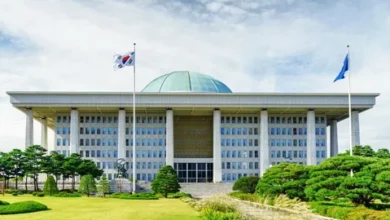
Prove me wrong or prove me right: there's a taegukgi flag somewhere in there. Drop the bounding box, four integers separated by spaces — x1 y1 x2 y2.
113 51 135 69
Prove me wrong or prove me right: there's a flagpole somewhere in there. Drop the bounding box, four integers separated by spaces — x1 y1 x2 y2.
132 42 137 192
347 45 353 177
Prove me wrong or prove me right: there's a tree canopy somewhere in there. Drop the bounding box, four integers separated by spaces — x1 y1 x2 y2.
152 165 180 198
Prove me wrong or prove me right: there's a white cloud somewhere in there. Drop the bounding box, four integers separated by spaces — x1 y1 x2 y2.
0 0 389 153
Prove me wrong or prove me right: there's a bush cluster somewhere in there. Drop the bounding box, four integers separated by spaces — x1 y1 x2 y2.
229 192 261 203
110 192 158 200
53 192 81 197
0 200 10 206
167 192 192 199
0 201 48 215
232 176 260 194
194 195 243 220
32 192 45 197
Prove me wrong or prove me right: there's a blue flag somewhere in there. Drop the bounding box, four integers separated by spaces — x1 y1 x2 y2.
334 54 349 82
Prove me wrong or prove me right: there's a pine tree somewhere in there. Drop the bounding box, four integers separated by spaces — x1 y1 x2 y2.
78 174 97 197
151 165 180 198
97 176 110 197
43 175 59 196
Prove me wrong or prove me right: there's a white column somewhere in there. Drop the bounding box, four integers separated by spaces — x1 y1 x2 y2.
330 120 338 157
351 110 360 147
213 109 222 183
260 109 269 176
118 108 126 159
41 118 48 150
25 108 34 148
166 109 174 166
70 108 79 154
307 109 316 165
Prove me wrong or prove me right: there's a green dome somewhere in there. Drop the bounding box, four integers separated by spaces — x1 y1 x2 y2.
142 71 232 93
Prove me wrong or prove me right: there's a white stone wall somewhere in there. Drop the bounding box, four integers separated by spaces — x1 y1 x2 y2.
220 114 261 182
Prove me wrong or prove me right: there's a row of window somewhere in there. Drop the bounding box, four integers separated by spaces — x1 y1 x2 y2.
101 173 157 181
56 127 167 136
96 161 164 170
270 127 326 136
270 139 326 147
221 139 259 147
222 161 259 169
221 116 259 124
54 138 167 147
269 116 326 124
222 173 259 181
221 150 259 158
220 127 258 135
270 150 326 158
57 116 167 124
57 115 325 125
79 149 166 159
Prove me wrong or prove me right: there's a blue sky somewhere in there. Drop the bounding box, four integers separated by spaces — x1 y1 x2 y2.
0 0 389 152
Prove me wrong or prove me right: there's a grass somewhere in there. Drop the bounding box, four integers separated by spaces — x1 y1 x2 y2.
0 194 200 220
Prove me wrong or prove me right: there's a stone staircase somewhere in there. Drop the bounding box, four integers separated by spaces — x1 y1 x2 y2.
179 183 233 198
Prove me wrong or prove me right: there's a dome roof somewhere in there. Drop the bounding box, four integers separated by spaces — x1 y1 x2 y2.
141 71 232 93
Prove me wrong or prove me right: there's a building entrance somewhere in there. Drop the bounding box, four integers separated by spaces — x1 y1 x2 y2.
174 162 213 183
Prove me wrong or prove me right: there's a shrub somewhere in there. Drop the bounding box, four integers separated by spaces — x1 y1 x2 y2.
152 165 180 198
310 202 357 219
229 192 261 203
53 192 81 197
202 209 242 220
257 163 310 200
36 192 45 197
168 192 192 198
0 201 10 206
97 176 110 197
43 175 59 196
345 209 390 220
232 176 260 194
12 193 18 196
109 192 158 200
195 195 237 213
0 201 48 215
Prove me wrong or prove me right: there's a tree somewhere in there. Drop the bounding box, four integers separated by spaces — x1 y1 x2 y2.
346 145 376 157
256 163 310 200
97 176 110 197
63 153 83 190
78 174 97 197
233 176 260 194
0 152 11 194
152 165 180 198
77 159 103 178
43 175 59 196
41 151 65 181
305 155 375 203
24 145 46 191
8 149 25 189
376 149 390 158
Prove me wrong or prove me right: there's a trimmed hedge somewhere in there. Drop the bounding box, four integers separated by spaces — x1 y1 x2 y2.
167 192 192 198
53 192 81 197
110 192 158 200
0 201 10 206
310 202 361 219
0 201 48 215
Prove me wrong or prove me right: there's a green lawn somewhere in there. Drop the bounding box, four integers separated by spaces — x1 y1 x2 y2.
0 194 200 220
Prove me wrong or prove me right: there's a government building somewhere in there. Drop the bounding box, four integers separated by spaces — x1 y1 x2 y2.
7 71 379 183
